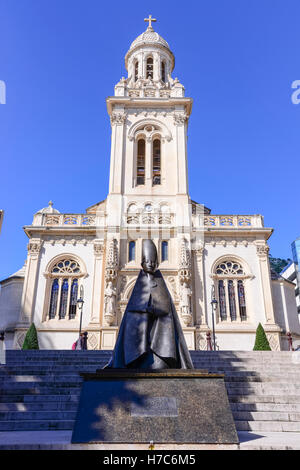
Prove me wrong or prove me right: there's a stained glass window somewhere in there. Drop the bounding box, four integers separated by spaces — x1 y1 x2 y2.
215 260 247 322
228 280 237 321
59 279 69 319
137 139 145 185
69 279 78 319
129 241 136 262
238 280 247 321
218 280 227 321
161 241 168 262
153 139 161 185
49 279 59 319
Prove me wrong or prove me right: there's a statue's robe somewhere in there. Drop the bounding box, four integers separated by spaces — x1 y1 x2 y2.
106 269 193 369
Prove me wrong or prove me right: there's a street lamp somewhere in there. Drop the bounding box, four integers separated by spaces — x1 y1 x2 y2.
77 285 84 336
210 285 218 351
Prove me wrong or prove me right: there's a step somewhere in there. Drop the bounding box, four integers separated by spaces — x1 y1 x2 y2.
0 375 83 383
0 388 81 396
0 402 78 411
229 395 300 404
232 411 300 422
231 403 300 412
0 411 77 421
0 420 75 431
24 395 80 403
235 421 300 432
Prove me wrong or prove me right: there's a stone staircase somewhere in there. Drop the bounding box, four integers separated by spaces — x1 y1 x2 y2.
0 350 299 437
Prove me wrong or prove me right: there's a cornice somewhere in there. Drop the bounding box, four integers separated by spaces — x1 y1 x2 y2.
106 96 193 116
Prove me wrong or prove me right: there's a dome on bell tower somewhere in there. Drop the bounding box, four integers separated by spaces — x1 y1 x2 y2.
129 27 171 54
125 16 175 73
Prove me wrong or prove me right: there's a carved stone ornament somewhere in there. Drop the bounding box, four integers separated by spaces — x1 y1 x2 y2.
179 281 193 327
104 280 117 326
256 245 270 257
179 238 191 283
110 112 127 125
173 113 188 125
105 239 119 281
27 240 42 255
93 242 104 258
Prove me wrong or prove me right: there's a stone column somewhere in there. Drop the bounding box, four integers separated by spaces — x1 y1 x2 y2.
145 136 152 187
174 112 189 195
19 239 43 325
108 111 127 194
89 240 104 325
256 243 276 324
193 245 208 327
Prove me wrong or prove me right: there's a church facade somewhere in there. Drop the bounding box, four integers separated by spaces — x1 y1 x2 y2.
1 18 300 351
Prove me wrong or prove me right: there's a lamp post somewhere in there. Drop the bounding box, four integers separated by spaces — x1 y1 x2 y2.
77 285 84 336
211 285 218 351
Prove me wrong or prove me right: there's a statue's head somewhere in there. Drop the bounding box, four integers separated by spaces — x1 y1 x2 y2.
141 239 158 274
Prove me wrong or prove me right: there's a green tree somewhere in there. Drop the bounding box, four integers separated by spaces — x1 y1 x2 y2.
22 323 39 350
253 323 271 351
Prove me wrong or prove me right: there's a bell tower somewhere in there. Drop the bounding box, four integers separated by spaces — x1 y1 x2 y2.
106 17 193 214
102 18 198 350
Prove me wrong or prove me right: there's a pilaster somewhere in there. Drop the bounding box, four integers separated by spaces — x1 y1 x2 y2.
255 242 277 325
19 239 43 325
89 240 105 325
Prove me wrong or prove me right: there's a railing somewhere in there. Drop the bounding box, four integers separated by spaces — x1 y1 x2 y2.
43 214 97 227
202 215 264 228
126 213 173 226
40 213 263 229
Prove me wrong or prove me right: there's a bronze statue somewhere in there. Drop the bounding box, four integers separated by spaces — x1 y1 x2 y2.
106 239 193 369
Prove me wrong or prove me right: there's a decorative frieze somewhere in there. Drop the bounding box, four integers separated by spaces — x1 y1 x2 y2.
43 236 94 246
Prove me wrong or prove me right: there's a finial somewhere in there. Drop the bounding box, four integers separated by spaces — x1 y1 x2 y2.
144 14 157 30
48 200 53 207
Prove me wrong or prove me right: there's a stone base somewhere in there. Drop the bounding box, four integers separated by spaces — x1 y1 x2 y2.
71 370 239 445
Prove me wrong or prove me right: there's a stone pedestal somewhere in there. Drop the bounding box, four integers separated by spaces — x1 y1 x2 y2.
71 370 238 445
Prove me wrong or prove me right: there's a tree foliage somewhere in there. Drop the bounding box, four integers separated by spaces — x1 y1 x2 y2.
253 323 271 351
22 323 39 350
269 256 291 275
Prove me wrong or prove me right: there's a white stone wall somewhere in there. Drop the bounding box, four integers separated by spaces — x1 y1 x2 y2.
272 279 300 335
203 241 266 327
32 242 96 330
0 279 24 331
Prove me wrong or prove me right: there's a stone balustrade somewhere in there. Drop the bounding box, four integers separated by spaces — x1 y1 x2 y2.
202 215 264 228
42 214 97 227
38 213 263 229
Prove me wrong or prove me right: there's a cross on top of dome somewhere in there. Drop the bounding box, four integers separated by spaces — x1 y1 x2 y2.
144 14 157 30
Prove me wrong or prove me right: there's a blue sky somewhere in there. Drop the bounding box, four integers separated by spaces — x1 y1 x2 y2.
0 0 299 280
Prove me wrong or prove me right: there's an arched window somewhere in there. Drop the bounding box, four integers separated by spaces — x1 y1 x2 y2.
152 139 161 185
69 279 78 319
49 279 59 320
137 139 145 185
146 57 153 79
215 260 247 322
134 61 139 82
161 241 168 262
59 279 69 319
161 61 166 82
129 241 136 262
46 258 83 321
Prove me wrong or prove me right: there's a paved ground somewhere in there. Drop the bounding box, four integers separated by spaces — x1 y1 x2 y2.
0 431 299 450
